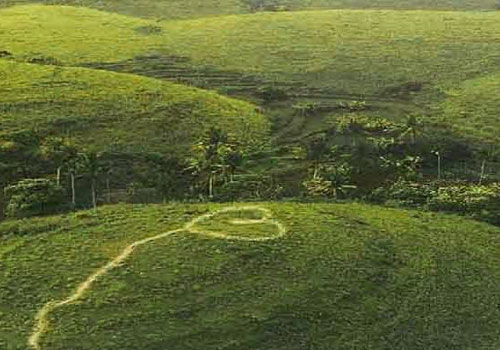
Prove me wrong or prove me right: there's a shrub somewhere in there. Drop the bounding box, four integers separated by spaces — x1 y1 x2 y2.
214 174 284 201
428 184 500 225
4 178 67 218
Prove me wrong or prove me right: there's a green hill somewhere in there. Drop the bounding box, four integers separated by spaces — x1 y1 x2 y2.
2 5 499 142
0 60 269 155
440 74 500 144
0 0 497 19
1 202 500 349
2 5 499 94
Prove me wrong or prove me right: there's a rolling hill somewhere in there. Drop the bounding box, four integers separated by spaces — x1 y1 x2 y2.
1 202 500 349
2 5 500 143
0 0 497 19
2 5 499 96
0 60 269 155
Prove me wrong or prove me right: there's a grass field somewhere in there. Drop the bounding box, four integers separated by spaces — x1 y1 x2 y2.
2 5 500 144
2 6 499 94
440 74 500 144
0 60 269 154
1 202 500 349
0 0 497 19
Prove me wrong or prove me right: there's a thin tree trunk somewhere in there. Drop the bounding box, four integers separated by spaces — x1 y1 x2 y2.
56 166 62 187
479 160 486 185
313 163 319 179
209 174 214 198
91 179 97 210
106 177 111 203
437 154 442 180
71 173 76 207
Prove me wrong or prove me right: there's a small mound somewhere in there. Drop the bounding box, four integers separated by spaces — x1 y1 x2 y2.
0 60 269 154
187 206 286 241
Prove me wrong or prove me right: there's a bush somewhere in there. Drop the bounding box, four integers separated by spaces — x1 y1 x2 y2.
214 175 284 201
371 180 500 225
4 178 67 218
370 179 436 206
429 184 500 225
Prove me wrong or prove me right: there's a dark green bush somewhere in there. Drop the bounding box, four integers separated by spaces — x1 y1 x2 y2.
4 178 67 218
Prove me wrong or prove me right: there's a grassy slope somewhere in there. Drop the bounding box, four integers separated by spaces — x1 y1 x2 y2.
440 74 500 144
0 0 497 19
2 5 499 142
2 6 499 94
0 60 269 154
1 202 500 349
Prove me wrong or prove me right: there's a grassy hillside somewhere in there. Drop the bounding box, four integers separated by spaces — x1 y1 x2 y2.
440 74 500 144
1 202 500 349
2 6 499 94
0 0 497 19
0 60 269 154
2 5 499 143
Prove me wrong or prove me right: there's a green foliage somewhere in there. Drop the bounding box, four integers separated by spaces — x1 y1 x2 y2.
429 184 500 224
372 180 500 225
4 178 67 218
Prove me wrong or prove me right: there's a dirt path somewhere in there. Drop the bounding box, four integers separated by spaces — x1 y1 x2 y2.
28 205 286 350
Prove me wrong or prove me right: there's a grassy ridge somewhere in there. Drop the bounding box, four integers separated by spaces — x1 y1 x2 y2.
0 0 497 19
2 6 499 93
0 60 269 154
1 202 500 349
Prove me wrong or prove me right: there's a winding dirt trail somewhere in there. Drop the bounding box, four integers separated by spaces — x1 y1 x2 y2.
28 205 286 350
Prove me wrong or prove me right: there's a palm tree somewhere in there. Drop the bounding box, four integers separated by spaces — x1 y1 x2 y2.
399 115 424 145
40 137 77 186
305 134 329 179
188 128 231 199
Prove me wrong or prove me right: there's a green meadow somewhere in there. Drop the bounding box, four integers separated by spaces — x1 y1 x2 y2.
0 60 269 154
1 5 500 142
0 0 497 19
2 203 500 350
2 2 500 349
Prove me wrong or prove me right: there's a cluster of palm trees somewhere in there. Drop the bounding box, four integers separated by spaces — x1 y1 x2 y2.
187 127 244 199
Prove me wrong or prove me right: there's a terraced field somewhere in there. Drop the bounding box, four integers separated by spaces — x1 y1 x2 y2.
0 60 269 154
2 203 500 350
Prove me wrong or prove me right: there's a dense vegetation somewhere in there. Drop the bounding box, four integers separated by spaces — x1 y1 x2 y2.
2 203 500 350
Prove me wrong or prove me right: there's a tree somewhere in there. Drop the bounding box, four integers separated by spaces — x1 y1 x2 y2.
398 115 424 145
40 137 78 186
304 134 329 179
477 146 498 185
79 151 101 209
188 128 227 199
4 178 66 218
222 149 244 183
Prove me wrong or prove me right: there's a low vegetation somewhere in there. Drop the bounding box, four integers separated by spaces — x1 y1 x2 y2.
2 202 500 349
0 0 497 19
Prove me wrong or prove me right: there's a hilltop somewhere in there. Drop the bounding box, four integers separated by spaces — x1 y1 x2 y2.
1 202 500 349
0 60 269 155
1 5 500 143
0 0 497 19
